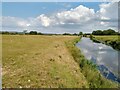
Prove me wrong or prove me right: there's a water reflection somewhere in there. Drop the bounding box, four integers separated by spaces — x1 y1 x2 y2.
76 37 120 83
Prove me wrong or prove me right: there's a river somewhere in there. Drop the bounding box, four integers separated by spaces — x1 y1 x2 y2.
76 37 120 83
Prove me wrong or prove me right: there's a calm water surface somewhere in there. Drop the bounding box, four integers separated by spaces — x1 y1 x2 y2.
76 37 120 83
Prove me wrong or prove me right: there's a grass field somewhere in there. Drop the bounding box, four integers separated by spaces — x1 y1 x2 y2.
2 35 118 88
2 35 89 88
93 35 120 50
94 35 119 41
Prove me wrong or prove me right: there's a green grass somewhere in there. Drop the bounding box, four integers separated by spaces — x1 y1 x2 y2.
2 35 88 88
65 36 118 88
93 35 120 50
94 35 119 41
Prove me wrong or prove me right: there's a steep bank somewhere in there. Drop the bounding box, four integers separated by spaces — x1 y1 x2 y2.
92 35 120 50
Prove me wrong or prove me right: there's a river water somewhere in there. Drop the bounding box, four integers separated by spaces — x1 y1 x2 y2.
76 37 120 83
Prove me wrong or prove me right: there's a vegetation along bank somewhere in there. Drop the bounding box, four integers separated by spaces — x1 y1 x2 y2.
65 36 118 88
90 35 120 51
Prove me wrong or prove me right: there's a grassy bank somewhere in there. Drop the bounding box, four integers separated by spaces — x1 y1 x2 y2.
2 35 89 88
92 35 120 50
65 36 118 88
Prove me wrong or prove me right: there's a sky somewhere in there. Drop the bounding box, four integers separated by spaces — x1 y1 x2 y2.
1 2 118 33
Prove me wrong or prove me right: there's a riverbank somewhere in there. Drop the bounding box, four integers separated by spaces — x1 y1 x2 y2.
92 35 120 50
65 36 118 88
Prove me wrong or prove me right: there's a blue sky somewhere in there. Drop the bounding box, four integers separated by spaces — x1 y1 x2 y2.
1 2 118 33
2 2 102 18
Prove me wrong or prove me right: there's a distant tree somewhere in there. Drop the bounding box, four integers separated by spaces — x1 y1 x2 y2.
103 29 116 35
73 33 78 36
92 29 117 35
85 33 91 35
29 31 37 35
63 33 71 35
92 30 103 35
2 31 9 35
79 32 83 35
37 32 43 35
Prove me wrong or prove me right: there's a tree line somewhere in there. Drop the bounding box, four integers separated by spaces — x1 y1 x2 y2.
0 31 83 36
0 31 43 35
1 29 119 35
92 29 120 35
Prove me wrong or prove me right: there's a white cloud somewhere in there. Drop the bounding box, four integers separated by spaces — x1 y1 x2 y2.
1 2 118 33
2 16 30 29
36 14 52 27
26 23 31 27
55 5 95 25
98 2 118 20
96 2 118 30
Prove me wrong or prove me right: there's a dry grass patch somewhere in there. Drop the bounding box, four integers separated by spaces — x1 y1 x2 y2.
2 35 88 88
